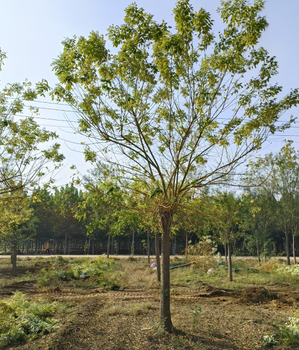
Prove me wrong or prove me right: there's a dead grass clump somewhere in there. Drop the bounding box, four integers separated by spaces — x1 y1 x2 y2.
102 301 155 317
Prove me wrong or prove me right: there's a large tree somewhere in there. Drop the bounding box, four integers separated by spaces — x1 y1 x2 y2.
48 0 299 331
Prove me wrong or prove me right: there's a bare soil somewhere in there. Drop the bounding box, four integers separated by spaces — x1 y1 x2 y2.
0 258 298 350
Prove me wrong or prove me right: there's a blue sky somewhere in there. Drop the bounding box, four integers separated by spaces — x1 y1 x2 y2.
0 0 298 186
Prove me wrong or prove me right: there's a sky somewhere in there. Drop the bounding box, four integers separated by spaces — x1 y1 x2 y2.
0 0 298 187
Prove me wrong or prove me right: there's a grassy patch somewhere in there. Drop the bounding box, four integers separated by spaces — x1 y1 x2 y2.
102 301 155 317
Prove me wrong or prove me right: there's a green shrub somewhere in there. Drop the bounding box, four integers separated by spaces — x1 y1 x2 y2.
37 257 119 288
261 334 276 347
55 256 69 264
276 264 299 277
279 316 299 345
0 292 58 348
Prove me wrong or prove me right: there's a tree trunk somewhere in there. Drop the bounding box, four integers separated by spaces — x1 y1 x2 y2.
185 232 188 250
11 238 17 275
107 235 110 258
256 238 260 263
228 242 233 281
64 232 68 255
147 228 150 264
131 231 135 256
285 232 291 266
173 236 176 255
155 232 161 282
224 242 227 264
160 210 173 333
293 234 296 265
67 238 71 254
35 239 39 255
92 234 95 255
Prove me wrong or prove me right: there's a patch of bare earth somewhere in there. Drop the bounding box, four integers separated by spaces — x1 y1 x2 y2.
7 284 297 350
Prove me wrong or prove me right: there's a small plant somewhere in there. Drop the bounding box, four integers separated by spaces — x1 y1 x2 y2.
262 334 276 347
279 316 299 345
37 257 121 289
55 255 69 264
192 305 202 328
114 241 119 255
0 292 58 348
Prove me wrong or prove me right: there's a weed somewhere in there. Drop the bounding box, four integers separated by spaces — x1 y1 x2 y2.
0 292 58 348
192 305 202 329
102 301 154 317
36 257 123 290
279 316 299 345
261 334 276 347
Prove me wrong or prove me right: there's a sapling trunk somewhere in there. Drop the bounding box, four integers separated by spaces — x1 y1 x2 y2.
155 232 161 282
147 228 150 263
228 242 233 281
285 232 291 266
64 232 68 255
131 230 135 256
256 238 260 263
107 234 111 258
185 232 188 250
293 234 296 265
11 238 17 275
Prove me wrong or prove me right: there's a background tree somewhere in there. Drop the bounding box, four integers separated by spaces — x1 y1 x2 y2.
47 0 299 331
248 142 299 265
0 192 35 274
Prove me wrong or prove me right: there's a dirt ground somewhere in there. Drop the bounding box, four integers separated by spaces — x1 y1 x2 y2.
0 258 298 350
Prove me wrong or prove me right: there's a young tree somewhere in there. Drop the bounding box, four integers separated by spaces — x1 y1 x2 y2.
0 192 36 274
212 192 242 281
0 49 64 268
48 0 299 331
241 192 275 262
248 142 299 265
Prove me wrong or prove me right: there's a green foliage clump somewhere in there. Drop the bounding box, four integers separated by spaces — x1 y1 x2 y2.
279 316 299 345
55 255 69 264
276 264 299 277
261 334 276 347
187 236 217 256
38 257 122 289
0 292 58 348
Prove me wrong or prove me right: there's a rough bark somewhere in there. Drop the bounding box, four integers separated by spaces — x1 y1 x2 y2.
155 232 161 282
228 242 233 281
160 210 173 333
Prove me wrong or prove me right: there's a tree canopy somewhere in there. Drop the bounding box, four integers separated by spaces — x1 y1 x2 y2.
35 0 299 332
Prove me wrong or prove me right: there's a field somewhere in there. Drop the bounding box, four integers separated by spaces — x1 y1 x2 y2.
0 255 299 350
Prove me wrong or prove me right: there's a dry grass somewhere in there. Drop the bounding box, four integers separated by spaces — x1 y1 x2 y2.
1 257 299 349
